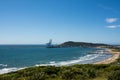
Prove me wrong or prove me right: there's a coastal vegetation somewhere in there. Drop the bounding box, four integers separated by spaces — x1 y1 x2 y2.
0 64 120 80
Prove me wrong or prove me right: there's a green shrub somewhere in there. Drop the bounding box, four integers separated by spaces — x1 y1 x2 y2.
85 68 96 78
42 66 59 75
108 70 120 80
60 69 73 80
29 72 47 80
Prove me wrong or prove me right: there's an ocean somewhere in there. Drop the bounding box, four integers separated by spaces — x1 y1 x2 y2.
0 45 112 74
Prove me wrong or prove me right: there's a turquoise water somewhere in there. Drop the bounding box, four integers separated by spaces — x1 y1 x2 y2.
0 45 112 74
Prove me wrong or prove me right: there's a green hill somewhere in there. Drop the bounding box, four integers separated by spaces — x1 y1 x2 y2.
56 41 110 48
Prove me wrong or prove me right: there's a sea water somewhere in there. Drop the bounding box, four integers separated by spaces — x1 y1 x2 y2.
0 45 112 74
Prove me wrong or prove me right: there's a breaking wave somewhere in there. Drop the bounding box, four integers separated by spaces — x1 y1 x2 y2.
35 54 102 66
0 67 26 74
0 64 8 67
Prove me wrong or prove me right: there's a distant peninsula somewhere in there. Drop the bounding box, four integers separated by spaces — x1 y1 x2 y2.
49 41 111 48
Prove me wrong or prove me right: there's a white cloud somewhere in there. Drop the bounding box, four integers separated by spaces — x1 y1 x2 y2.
106 25 120 29
106 25 117 28
106 18 118 23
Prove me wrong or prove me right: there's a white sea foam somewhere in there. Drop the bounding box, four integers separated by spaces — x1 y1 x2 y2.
0 67 26 74
0 64 8 67
0 68 18 74
36 54 102 66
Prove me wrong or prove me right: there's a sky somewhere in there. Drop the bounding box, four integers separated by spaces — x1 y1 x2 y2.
0 0 120 44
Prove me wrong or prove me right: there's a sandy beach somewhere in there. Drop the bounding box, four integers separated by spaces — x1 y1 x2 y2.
94 49 120 64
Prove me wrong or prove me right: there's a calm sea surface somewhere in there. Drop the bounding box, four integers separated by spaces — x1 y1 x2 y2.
0 45 112 74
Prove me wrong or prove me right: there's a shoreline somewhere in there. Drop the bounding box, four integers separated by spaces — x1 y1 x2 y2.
94 48 120 64
0 48 119 75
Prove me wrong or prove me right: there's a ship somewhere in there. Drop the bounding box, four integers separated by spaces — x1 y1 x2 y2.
46 39 53 48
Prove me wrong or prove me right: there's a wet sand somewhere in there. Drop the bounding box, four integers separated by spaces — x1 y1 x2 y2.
94 49 120 64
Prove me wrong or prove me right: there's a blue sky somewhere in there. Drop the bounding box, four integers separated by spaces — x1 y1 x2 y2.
0 0 120 44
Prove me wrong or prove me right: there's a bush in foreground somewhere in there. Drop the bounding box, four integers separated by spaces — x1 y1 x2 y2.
0 64 120 80
108 70 120 80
